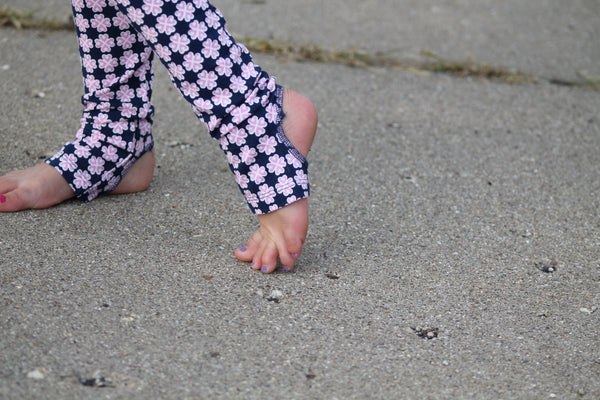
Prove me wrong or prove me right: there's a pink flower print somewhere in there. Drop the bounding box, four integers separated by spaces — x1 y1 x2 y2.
99 54 118 73
137 84 149 101
245 90 260 106
95 34 114 52
234 171 248 188
205 10 220 29
244 190 259 209
153 43 171 62
197 70 217 90
267 154 287 175
98 90 115 104
112 12 130 30
156 14 177 35
85 76 100 93
168 62 185 80
286 153 303 169
58 153 78 172
175 2 195 22
193 0 209 9
102 74 118 87
240 145 257 165
231 104 251 124
92 114 110 129
249 165 267 184
101 169 114 182
215 57 233 77
227 152 241 170
193 98 213 114
142 0 164 16
229 76 247 94
141 26 158 43
117 31 135 49
257 184 276 204
75 14 89 32
212 88 232 107
85 131 105 148
88 156 105 175
120 50 140 69
183 52 204 72
241 63 258 80
218 28 233 47
109 119 129 134
188 20 207 41
88 0 107 13
107 135 127 149
72 0 84 12
208 115 222 131
228 127 248 146
276 175 295 196
74 144 91 158
73 170 92 190
265 103 279 124
247 116 267 136
257 136 277 155
169 34 190 54
127 7 144 25
102 145 119 162
286 196 298 206
82 54 97 74
230 45 242 64
91 14 111 32
294 170 309 189
115 85 134 102
118 103 137 118
202 39 220 59
180 81 200 98
79 34 93 53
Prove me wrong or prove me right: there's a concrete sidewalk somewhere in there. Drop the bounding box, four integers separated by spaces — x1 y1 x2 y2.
1 1 599 399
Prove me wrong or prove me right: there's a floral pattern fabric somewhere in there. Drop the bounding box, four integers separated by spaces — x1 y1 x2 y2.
47 0 309 214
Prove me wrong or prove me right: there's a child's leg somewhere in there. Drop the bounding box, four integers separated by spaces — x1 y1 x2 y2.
0 0 157 210
110 0 317 272
45 0 156 202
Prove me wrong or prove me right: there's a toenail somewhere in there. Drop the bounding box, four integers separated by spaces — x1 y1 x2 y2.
0 195 6 203
282 266 290 271
238 246 247 252
261 265 269 272
291 253 297 258
250 261 255 266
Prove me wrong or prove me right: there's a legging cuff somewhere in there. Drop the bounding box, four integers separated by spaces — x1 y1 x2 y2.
45 123 154 202
220 85 309 215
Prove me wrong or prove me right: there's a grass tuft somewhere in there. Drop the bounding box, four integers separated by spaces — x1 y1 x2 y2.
1 6 597 91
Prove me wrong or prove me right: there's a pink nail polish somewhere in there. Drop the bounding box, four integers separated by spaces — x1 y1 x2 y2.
0 195 6 203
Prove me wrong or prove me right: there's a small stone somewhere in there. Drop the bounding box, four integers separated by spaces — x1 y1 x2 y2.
267 290 283 303
27 369 45 380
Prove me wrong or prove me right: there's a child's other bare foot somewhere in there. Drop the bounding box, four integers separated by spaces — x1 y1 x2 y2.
0 150 155 212
235 89 317 273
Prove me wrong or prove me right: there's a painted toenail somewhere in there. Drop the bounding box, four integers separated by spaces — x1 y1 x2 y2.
261 265 269 272
282 266 290 271
0 195 6 203
238 246 247 252
250 261 255 266
291 253 297 258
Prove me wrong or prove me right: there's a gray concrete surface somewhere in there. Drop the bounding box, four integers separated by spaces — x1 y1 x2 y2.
1 1 599 399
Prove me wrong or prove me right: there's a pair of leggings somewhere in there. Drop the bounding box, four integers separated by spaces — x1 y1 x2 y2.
46 0 309 215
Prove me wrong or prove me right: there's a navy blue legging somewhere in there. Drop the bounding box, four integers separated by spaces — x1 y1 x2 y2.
47 0 309 214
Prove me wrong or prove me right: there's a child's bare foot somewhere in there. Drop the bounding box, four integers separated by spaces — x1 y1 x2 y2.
0 150 155 212
235 89 317 273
